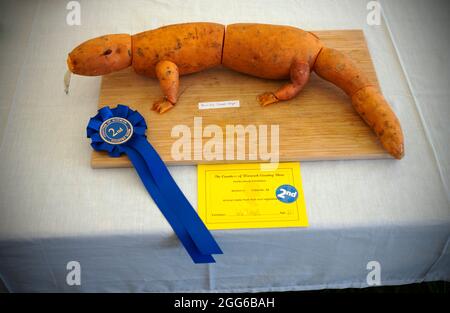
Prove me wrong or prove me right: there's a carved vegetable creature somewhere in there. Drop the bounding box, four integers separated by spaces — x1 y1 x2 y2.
67 22 404 159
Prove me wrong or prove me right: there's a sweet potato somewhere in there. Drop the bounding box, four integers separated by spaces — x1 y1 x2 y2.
222 23 322 79
258 60 310 106
314 47 404 159
132 22 224 78
313 47 372 96
67 34 131 76
152 60 179 113
351 87 404 159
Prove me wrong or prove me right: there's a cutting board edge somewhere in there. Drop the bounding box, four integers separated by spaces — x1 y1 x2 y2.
91 151 392 168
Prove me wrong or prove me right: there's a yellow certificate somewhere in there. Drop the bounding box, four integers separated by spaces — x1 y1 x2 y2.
197 162 308 230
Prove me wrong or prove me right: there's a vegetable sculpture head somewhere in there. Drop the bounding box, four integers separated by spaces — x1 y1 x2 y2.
67 22 404 159
67 34 132 76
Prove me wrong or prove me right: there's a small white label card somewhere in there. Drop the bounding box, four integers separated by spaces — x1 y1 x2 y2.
198 100 240 110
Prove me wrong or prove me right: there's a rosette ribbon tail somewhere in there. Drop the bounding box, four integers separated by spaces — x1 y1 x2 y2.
87 105 222 263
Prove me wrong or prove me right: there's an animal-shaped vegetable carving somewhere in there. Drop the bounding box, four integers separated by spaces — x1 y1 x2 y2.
67 22 404 159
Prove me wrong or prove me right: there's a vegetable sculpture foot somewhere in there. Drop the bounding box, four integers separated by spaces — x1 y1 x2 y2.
67 22 404 159
152 98 174 114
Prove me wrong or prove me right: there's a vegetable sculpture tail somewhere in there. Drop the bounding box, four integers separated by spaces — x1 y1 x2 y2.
67 22 404 159
313 47 404 159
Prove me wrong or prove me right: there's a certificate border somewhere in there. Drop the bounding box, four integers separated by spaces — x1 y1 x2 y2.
203 168 301 225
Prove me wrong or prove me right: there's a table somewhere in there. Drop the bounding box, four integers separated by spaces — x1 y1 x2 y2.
0 0 448 292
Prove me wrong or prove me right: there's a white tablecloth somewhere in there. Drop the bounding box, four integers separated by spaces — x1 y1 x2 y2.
0 0 449 292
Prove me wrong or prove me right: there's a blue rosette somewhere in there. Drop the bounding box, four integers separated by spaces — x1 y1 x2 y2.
87 105 222 263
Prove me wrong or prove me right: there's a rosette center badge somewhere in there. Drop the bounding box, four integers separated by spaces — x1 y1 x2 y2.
99 117 133 145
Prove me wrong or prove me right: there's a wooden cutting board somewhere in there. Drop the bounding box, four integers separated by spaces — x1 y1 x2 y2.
92 29 389 168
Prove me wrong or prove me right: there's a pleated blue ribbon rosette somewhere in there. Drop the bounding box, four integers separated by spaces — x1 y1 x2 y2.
87 105 222 263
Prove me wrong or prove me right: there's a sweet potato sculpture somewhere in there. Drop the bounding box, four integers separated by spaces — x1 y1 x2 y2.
67 22 404 159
